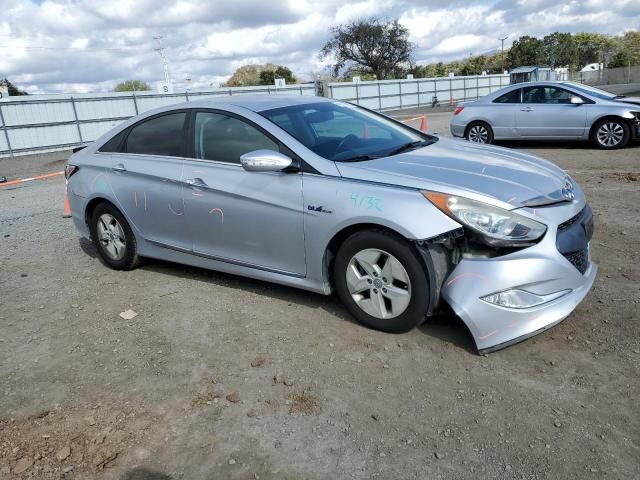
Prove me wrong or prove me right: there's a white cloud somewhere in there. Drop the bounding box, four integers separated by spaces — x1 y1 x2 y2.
0 0 637 93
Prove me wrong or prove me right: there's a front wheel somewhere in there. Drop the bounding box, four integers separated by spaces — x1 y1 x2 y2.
465 121 494 144
334 230 430 333
593 118 629 149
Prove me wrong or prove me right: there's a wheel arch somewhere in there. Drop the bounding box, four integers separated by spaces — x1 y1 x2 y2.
84 196 120 229
588 114 633 140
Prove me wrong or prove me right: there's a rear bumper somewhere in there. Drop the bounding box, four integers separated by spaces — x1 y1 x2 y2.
441 203 597 353
450 121 465 138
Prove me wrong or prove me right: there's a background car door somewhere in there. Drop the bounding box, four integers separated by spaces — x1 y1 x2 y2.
107 111 189 249
516 86 587 137
182 110 306 276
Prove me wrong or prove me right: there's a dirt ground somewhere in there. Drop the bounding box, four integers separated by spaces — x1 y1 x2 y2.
1 112 639 479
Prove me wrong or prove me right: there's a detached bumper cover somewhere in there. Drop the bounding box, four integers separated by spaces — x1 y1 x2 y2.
442 203 597 353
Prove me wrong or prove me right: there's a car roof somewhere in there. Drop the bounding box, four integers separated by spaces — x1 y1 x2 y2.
178 94 334 113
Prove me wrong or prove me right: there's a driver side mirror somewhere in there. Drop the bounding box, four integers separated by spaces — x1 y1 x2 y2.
240 149 293 172
570 96 584 105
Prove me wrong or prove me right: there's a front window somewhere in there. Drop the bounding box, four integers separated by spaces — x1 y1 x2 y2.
523 86 579 104
192 112 278 164
260 102 434 162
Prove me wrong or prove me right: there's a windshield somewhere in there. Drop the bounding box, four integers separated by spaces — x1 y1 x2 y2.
260 101 435 162
564 82 617 100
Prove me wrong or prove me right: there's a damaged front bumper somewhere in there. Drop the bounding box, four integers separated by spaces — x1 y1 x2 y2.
438 202 597 353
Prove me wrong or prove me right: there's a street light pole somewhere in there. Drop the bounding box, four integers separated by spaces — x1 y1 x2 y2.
499 36 509 73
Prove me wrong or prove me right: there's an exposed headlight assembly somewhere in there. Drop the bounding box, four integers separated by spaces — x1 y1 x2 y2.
423 192 547 247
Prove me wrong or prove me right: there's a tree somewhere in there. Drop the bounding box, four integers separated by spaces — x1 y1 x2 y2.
320 18 413 80
542 32 577 69
113 80 151 92
507 35 545 67
259 66 297 85
0 78 28 95
574 32 615 68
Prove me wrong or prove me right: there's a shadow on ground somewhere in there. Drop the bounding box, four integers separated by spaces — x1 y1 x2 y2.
121 468 172 480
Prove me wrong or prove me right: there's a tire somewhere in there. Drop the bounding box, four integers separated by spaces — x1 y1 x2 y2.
465 121 494 144
90 203 139 270
334 229 430 334
592 118 630 150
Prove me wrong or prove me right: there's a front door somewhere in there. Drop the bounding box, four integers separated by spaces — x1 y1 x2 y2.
107 111 189 249
516 86 587 138
182 110 306 276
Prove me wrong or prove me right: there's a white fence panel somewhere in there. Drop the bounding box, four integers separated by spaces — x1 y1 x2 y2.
80 120 124 143
8 123 79 150
2 101 75 126
75 98 136 120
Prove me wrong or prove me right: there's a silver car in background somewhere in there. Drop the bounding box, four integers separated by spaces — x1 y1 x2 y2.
66 95 596 353
451 81 640 149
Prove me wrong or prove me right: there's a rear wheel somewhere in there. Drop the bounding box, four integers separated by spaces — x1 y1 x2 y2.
465 121 494 144
90 203 139 270
593 118 629 149
334 230 430 333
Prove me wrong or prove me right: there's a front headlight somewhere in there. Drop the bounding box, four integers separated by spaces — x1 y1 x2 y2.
423 192 547 246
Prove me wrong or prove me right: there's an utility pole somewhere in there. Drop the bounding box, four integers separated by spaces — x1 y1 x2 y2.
499 36 509 73
153 35 171 91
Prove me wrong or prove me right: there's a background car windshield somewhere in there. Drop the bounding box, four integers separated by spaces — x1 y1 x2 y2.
260 102 428 161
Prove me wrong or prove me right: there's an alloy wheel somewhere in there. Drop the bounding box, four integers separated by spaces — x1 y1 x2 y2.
345 248 411 319
467 124 489 143
97 213 127 261
597 122 624 147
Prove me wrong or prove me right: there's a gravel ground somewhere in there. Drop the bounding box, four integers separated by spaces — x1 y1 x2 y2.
1 113 639 479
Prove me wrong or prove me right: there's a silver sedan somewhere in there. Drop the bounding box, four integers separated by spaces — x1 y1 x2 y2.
450 81 640 149
66 95 596 353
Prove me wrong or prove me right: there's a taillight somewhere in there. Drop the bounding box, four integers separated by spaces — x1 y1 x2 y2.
65 164 78 180
453 106 464 116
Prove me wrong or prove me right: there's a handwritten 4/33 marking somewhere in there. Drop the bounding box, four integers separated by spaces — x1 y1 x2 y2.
350 192 382 211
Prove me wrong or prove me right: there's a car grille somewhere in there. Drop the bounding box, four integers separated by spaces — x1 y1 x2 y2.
563 248 590 275
558 207 584 230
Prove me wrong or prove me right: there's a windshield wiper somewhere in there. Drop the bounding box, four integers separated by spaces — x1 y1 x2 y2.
339 154 379 163
387 140 433 156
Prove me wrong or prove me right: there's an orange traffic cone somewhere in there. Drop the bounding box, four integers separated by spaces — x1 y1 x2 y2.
63 181 72 218
420 114 428 132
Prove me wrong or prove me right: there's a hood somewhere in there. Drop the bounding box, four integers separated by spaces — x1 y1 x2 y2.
335 137 571 209
613 96 640 107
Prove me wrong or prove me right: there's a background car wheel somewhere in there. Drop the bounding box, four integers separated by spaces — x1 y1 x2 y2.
593 118 629 149
334 230 430 334
465 121 494 144
90 203 139 270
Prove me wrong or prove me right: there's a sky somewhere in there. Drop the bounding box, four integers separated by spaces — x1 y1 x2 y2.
0 0 638 94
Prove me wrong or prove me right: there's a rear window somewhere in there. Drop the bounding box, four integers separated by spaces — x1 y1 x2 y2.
98 129 127 152
493 89 521 103
124 113 187 157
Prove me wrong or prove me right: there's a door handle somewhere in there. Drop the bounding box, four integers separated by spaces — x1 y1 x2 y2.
111 163 126 172
185 177 207 187
520 107 534 112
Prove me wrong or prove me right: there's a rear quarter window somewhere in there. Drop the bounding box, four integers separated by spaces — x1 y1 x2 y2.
493 89 521 103
98 129 127 153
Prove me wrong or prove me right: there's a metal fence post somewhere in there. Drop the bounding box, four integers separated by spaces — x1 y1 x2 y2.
355 82 360 105
0 102 14 159
398 81 402 109
185 91 190 102
329 85 334 99
377 82 382 111
476 77 479 99
70 97 83 143
132 93 139 115
416 79 420 108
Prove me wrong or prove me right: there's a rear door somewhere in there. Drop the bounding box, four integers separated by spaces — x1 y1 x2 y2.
107 111 189 249
516 86 587 137
181 109 306 276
